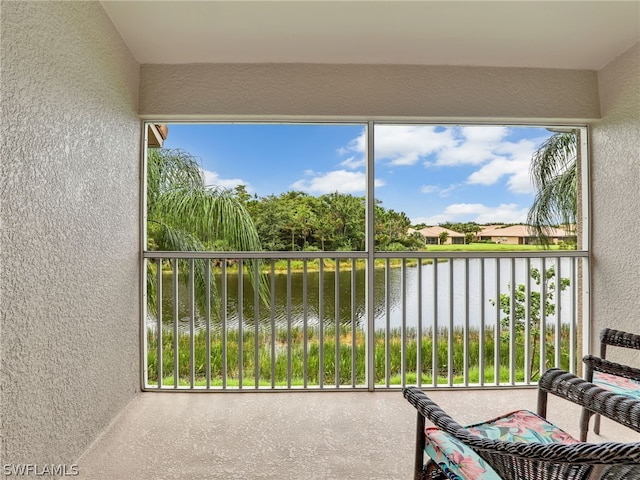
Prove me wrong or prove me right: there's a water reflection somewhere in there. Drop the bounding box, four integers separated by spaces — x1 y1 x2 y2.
153 258 574 334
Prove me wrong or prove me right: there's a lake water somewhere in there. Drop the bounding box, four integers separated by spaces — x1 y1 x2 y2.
154 257 575 333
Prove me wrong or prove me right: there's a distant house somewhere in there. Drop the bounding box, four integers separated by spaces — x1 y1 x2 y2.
477 225 575 245
408 226 466 245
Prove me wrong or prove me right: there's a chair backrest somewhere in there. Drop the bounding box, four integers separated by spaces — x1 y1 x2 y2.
600 328 640 358
469 437 640 480
404 385 640 480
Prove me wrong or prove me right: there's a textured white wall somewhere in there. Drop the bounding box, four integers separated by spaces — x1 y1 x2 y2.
590 43 640 361
1 1 140 465
140 63 599 121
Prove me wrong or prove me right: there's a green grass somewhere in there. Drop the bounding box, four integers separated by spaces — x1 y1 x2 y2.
146 325 573 388
394 365 529 386
424 243 565 252
211 258 417 274
157 244 565 276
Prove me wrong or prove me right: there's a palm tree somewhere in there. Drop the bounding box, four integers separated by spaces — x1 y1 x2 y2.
146 148 266 316
527 131 578 245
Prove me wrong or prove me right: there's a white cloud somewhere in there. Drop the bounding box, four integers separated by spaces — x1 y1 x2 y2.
201 169 252 191
340 126 456 166
497 139 538 194
420 183 460 197
338 129 367 156
410 202 529 225
455 135 538 194
291 169 384 194
461 125 509 143
430 126 509 167
442 202 529 224
506 167 534 194
375 125 456 166
445 203 493 216
339 125 550 198
339 155 365 170
466 158 513 186
420 185 440 194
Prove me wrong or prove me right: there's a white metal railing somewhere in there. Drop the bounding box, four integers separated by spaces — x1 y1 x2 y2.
142 250 588 391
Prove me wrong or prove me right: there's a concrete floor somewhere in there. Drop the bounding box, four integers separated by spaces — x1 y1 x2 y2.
76 388 640 480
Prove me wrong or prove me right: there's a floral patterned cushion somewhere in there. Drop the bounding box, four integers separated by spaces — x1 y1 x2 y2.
425 430 501 480
424 410 579 480
593 371 640 399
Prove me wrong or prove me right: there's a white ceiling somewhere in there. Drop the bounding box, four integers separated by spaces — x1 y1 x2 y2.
101 1 640 70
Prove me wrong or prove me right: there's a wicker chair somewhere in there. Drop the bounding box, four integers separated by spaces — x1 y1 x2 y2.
404 369 640 480
581 328 640 441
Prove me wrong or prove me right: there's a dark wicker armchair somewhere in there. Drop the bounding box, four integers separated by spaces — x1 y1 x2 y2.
581 328 640 441
404 368 640 480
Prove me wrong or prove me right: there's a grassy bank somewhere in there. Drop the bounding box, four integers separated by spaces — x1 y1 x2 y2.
146 325 572 387
151 243 567 276
424 244 565 252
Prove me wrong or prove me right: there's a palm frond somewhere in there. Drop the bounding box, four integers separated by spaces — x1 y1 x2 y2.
147 148 205 218
155 186 262 251
146 221 222 318
527 132 577 245
147 147 270 311
529 133 576 190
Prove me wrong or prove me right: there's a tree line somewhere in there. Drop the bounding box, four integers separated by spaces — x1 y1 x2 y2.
229 186 424 252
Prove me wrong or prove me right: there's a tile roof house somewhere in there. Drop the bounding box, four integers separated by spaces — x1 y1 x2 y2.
409 226 466 245
478 225 576 245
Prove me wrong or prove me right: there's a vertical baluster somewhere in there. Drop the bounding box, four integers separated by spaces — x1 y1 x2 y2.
287 259 292 389
156 258 163 389
432 258 438 388
238 259 244 389
579 257 590 374
222 261 227 389
555 257 562 369
254 260 260 389
401 258 407 387
540 257 547 376
448 258 454 387
270 260 276 388
303 259 309 389
463 258 469 387
319 260 324 388
479 258 485 386
524 258 531 384
351 258 357 387
335 259 340 388
509 258 516 385
417 258 423 388
173 258 179 389
569 257 576 374
494 258 500 385
205 259 211 389
385 258 391 388
189 258 195 388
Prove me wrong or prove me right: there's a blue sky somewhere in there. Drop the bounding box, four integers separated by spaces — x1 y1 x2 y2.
160 123 554 225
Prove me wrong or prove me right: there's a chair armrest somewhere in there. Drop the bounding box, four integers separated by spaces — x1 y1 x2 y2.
403 386 466 480
600 328 640 351
538 368 640 434
583 355 640 382
403 386 466 434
